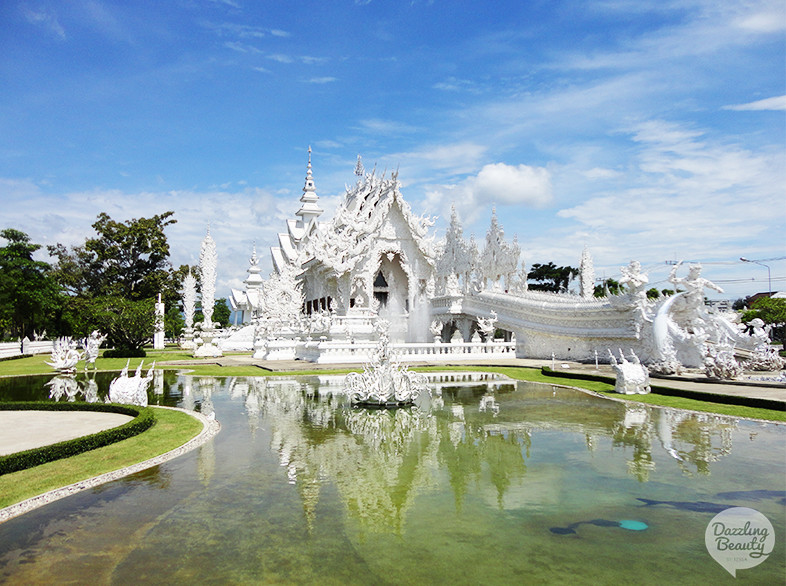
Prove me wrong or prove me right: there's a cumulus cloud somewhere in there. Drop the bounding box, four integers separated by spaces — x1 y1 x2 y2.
424 163 553 225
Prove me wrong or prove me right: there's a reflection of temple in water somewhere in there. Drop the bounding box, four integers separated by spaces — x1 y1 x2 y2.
177 375 743 532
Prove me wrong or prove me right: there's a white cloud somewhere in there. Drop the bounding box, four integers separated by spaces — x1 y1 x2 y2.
556 119 785 267
304 76 337 84
723 95 786 111
22 7 65 40
424 163 553 225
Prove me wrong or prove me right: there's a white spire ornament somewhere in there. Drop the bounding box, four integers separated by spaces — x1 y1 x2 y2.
194 226 223 357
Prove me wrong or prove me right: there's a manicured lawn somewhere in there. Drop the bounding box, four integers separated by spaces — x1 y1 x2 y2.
0 407 202 509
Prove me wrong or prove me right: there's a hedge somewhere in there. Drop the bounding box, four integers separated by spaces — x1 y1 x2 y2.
0 402 155 476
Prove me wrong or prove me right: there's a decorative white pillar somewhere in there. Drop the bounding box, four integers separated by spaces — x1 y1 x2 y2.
194 227 223 357
181 270 197 349
154 293 165 349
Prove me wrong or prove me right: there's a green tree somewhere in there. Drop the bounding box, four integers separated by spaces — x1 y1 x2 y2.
47 212 182 353
742 297 786 346
0 229 61 339
646 287 660 299
593 278 621 297
213 298 231 328
164 305 185 339
528 262 578 293
48 211 178 302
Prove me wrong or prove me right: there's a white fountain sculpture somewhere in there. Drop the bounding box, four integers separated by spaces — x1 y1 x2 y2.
82 330 106 370
108 359 155 407
46 337 83 373
344 320 430 407
608 348 651 394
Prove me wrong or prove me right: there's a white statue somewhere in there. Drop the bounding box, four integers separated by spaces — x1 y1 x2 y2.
703 343 742 380
476 311 498 341
83 330 106 370
46 337 83 373
608 349 651 394
579 246 595 299
108 360 155 406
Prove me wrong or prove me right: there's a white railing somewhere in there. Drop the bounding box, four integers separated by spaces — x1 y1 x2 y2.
0 339 54 359
308 340 516 364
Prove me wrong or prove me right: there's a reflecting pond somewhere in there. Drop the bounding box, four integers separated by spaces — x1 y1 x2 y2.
0 372 784 583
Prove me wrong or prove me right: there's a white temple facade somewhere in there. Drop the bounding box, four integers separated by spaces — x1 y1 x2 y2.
218 150 777 372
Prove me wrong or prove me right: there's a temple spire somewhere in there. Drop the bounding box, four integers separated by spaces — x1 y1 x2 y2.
296 146 323 228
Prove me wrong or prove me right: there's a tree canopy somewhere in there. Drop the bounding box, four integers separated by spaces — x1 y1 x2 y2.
0 229 60 340
742 297 786 346
46 211 180 354
48 211 178 302
527 262 578 293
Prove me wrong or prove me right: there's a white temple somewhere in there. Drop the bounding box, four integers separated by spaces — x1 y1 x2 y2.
222 150 777 372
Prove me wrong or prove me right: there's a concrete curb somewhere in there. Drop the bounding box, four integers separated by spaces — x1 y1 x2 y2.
0 406 220 524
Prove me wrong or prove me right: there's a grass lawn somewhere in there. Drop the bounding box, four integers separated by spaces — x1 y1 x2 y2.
0 407 203 509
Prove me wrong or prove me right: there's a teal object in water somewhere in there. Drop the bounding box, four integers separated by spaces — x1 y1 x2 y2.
619 520 649 531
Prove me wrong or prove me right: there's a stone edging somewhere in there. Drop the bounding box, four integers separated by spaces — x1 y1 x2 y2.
0 406 221 524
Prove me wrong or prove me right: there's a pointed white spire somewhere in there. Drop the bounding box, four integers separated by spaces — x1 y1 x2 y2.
296 145 323 228
355 154 365 177
245 242 264 290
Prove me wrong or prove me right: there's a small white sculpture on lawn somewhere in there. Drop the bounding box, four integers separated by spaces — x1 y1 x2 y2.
608 348 651 394
108 359 155 407
46 337 83 373
154 293 165 349
83 330 106 370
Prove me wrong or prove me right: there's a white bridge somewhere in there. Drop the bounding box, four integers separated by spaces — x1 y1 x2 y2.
431 290 642 363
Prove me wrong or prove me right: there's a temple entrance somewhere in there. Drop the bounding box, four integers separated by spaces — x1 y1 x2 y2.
375 252 410 341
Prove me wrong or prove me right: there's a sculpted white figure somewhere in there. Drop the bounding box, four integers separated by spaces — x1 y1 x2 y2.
194 228 223 357
46 337 83 373
608 348 651 394
83 330 106 369
108 360 155 407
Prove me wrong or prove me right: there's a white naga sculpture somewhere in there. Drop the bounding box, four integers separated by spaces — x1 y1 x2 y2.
608 349 651 394
108 360 155 407
46 337 83 373
82 330 106 370
344 320 430 407
703 342 743 380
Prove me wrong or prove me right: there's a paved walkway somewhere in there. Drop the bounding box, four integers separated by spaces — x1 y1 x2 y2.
0 411 133 456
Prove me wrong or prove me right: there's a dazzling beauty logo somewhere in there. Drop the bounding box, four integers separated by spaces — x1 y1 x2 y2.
705 507 775 577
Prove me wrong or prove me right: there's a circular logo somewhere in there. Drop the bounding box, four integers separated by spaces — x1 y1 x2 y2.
705 507 775 577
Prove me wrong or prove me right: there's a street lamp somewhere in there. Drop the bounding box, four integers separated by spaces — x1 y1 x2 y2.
740 257 772 294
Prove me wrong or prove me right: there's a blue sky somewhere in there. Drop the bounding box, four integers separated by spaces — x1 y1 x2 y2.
1 0 784 299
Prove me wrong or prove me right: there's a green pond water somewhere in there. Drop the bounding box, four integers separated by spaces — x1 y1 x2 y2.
0 372 784 584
